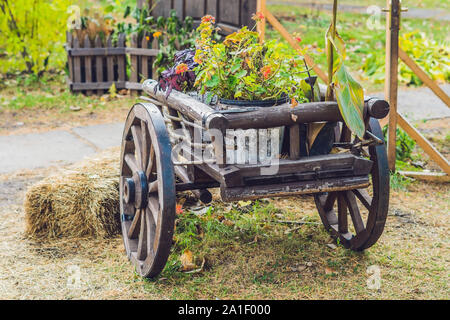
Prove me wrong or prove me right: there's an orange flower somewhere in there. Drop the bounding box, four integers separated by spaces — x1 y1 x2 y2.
291 98 298 108
252 12 265 21
176 204 184 215
153 31 162 38
175 63 189 74
261 65 272 79
146 36 150 41
201 15 215 24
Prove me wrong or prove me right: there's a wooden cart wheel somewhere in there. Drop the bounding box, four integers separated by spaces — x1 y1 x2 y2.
314 118 390 251
120 102 176 278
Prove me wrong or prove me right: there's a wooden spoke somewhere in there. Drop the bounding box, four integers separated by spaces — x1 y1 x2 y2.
146 144 155 179
353 188 372 209
314 118 389 251
136 209 148 260
147 196 159 226
127 208 142 239
124 153 140 173
324 192 337 211
131 125 144 170
145 207 156 257
141 120 150 170
148 181 158 194
337 193 348 234
345 191 365 234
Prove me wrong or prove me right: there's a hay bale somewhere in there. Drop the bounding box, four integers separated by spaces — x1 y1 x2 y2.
24 148 121 239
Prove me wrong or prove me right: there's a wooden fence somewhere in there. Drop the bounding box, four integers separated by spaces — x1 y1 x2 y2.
66 32 160 95
148 0 257 34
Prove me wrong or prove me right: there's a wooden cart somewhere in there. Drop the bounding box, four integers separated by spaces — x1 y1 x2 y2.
119 79 391 278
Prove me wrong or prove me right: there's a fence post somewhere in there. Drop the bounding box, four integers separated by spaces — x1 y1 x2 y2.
257 0 266 42
384 0 400 171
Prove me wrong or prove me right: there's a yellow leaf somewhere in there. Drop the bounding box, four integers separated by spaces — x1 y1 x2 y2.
238 200 251 207
180 250 196 272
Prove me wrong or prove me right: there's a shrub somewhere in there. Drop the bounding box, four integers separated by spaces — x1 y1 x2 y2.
0 0 71 76
362 31 450 86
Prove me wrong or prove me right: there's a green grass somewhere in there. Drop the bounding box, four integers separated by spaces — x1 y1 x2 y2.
278 0 450 10
266 4 450 92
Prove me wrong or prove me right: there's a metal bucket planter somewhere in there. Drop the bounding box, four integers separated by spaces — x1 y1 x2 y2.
220 96 289 165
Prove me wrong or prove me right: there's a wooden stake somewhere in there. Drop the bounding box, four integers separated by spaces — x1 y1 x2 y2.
257 0 266 42
399 48 450 107
397 114 450 175
326 0 338 101
265 10 327 83
385 0 400 171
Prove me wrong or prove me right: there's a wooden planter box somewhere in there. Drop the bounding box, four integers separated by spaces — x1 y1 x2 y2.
66 32 160 95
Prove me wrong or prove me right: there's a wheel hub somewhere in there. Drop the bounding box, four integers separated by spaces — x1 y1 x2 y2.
123 171 148 209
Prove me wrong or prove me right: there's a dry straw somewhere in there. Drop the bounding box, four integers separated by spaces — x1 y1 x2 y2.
24 148 122 239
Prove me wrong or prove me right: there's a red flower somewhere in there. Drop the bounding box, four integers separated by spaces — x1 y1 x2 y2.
175 63 189 74
176 204 184 215
252 12 265 21
201 15 215 24
295 36 302 43
261 66 272 79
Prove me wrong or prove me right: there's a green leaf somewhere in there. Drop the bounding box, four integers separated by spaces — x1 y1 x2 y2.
206 74 220 87
333 64 365 139
235 70 247 78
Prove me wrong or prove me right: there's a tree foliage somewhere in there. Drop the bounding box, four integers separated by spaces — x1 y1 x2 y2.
0 0 71 76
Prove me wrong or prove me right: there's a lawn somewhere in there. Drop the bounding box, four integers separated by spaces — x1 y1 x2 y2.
266 3 449 92
0 165 448 299
272 0 449 10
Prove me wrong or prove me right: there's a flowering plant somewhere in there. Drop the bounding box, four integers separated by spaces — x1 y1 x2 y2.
193 14 311 104
157 49 198 97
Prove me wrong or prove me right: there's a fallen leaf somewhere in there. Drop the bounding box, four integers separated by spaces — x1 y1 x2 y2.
327 243 337 249
325 267 336 275
222 219 234 227
180 250 196 272
238 200 252 207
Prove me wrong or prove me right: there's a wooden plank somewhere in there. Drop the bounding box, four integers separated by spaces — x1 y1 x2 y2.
66 32 74 87
117 33 126 86
68 47 126 56
398 171 450 183
385 0 400 171
130 33 139 95
141 32 149 81
242 0 257 28
151 34 159 79
185 0 205 19
397 113 450 174
84 36 93 96
106 35 115 91
399 48 450 108
73 35 82 93
94 36 104 95
142 80 227 129
126 48 159 56
265 10 327 83
70 81 142 91
235 153 372 178
289 124 300 160
221 176 370 202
